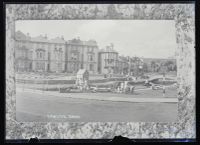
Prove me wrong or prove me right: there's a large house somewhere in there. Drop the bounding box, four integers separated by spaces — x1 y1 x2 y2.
15 31 99 74
15 31 176 75
98 44 118 74
15 31 65 73
116 56 129 75
65 38 99 74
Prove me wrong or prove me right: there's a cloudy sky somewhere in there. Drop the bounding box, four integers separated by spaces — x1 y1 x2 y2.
16 20 177 58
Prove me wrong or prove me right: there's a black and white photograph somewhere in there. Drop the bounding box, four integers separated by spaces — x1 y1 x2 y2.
15 20 178 122
5 3 195 140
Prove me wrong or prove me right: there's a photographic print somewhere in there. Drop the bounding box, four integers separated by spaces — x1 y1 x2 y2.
15 20 178 122
5 4 195 139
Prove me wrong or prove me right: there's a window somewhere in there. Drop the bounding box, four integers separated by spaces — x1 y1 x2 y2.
88 54 94 61
48 52 50 60
71 53 78 60
89 64 94 71
36 49 45 59
71 46 77 51
55 48 63 61
57 63 61 71
36 62 39 69
37 52 39 58
36 62 45 70
108 59 113 64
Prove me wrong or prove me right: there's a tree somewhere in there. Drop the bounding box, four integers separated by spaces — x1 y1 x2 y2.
164 60 174 72
155 63 161 72
160 64 168 76
143 63 148 73
173 64 177 71
151 61 156 72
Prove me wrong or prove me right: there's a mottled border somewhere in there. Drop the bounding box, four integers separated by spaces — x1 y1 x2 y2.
5 4 195 139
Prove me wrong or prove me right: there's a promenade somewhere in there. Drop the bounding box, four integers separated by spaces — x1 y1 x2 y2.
17 88 178 103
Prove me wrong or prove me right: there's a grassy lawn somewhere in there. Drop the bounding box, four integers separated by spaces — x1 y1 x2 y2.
16 91 178 122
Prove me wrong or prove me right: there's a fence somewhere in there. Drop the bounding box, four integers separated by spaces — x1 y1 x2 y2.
16 77 128 85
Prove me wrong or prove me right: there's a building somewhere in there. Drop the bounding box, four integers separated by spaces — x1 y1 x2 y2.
15 31 176 75
117 56 129 75
15 31 65 73
15 31 32 72
98 44 118 74
47 37 65 72
65 38 99 74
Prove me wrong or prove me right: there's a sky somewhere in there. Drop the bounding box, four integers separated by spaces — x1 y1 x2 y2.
15 20 177 59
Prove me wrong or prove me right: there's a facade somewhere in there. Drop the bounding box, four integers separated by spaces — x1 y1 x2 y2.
98 44 118 74
15 31 176 75
117 56 129 75
65 38 99 74
47 37 65 72
15 31 65 73
15 31 32 72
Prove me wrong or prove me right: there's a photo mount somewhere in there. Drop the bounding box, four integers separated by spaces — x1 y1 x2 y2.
4 1 196 142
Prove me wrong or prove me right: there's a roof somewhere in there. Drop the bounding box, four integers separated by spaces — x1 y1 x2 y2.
67 38 98 46
31 35 49 43
84 40 97 46
15 32 99 47
67 38 83 45
77 69 88 75
50 37 65 44
15 30 31 41
31 35 66 44
99 48 118 53
15 31 66 44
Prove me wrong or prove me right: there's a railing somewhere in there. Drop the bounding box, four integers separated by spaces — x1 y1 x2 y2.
16 77 128 85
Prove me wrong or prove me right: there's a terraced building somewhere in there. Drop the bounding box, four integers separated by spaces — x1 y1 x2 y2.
15 31 65 73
